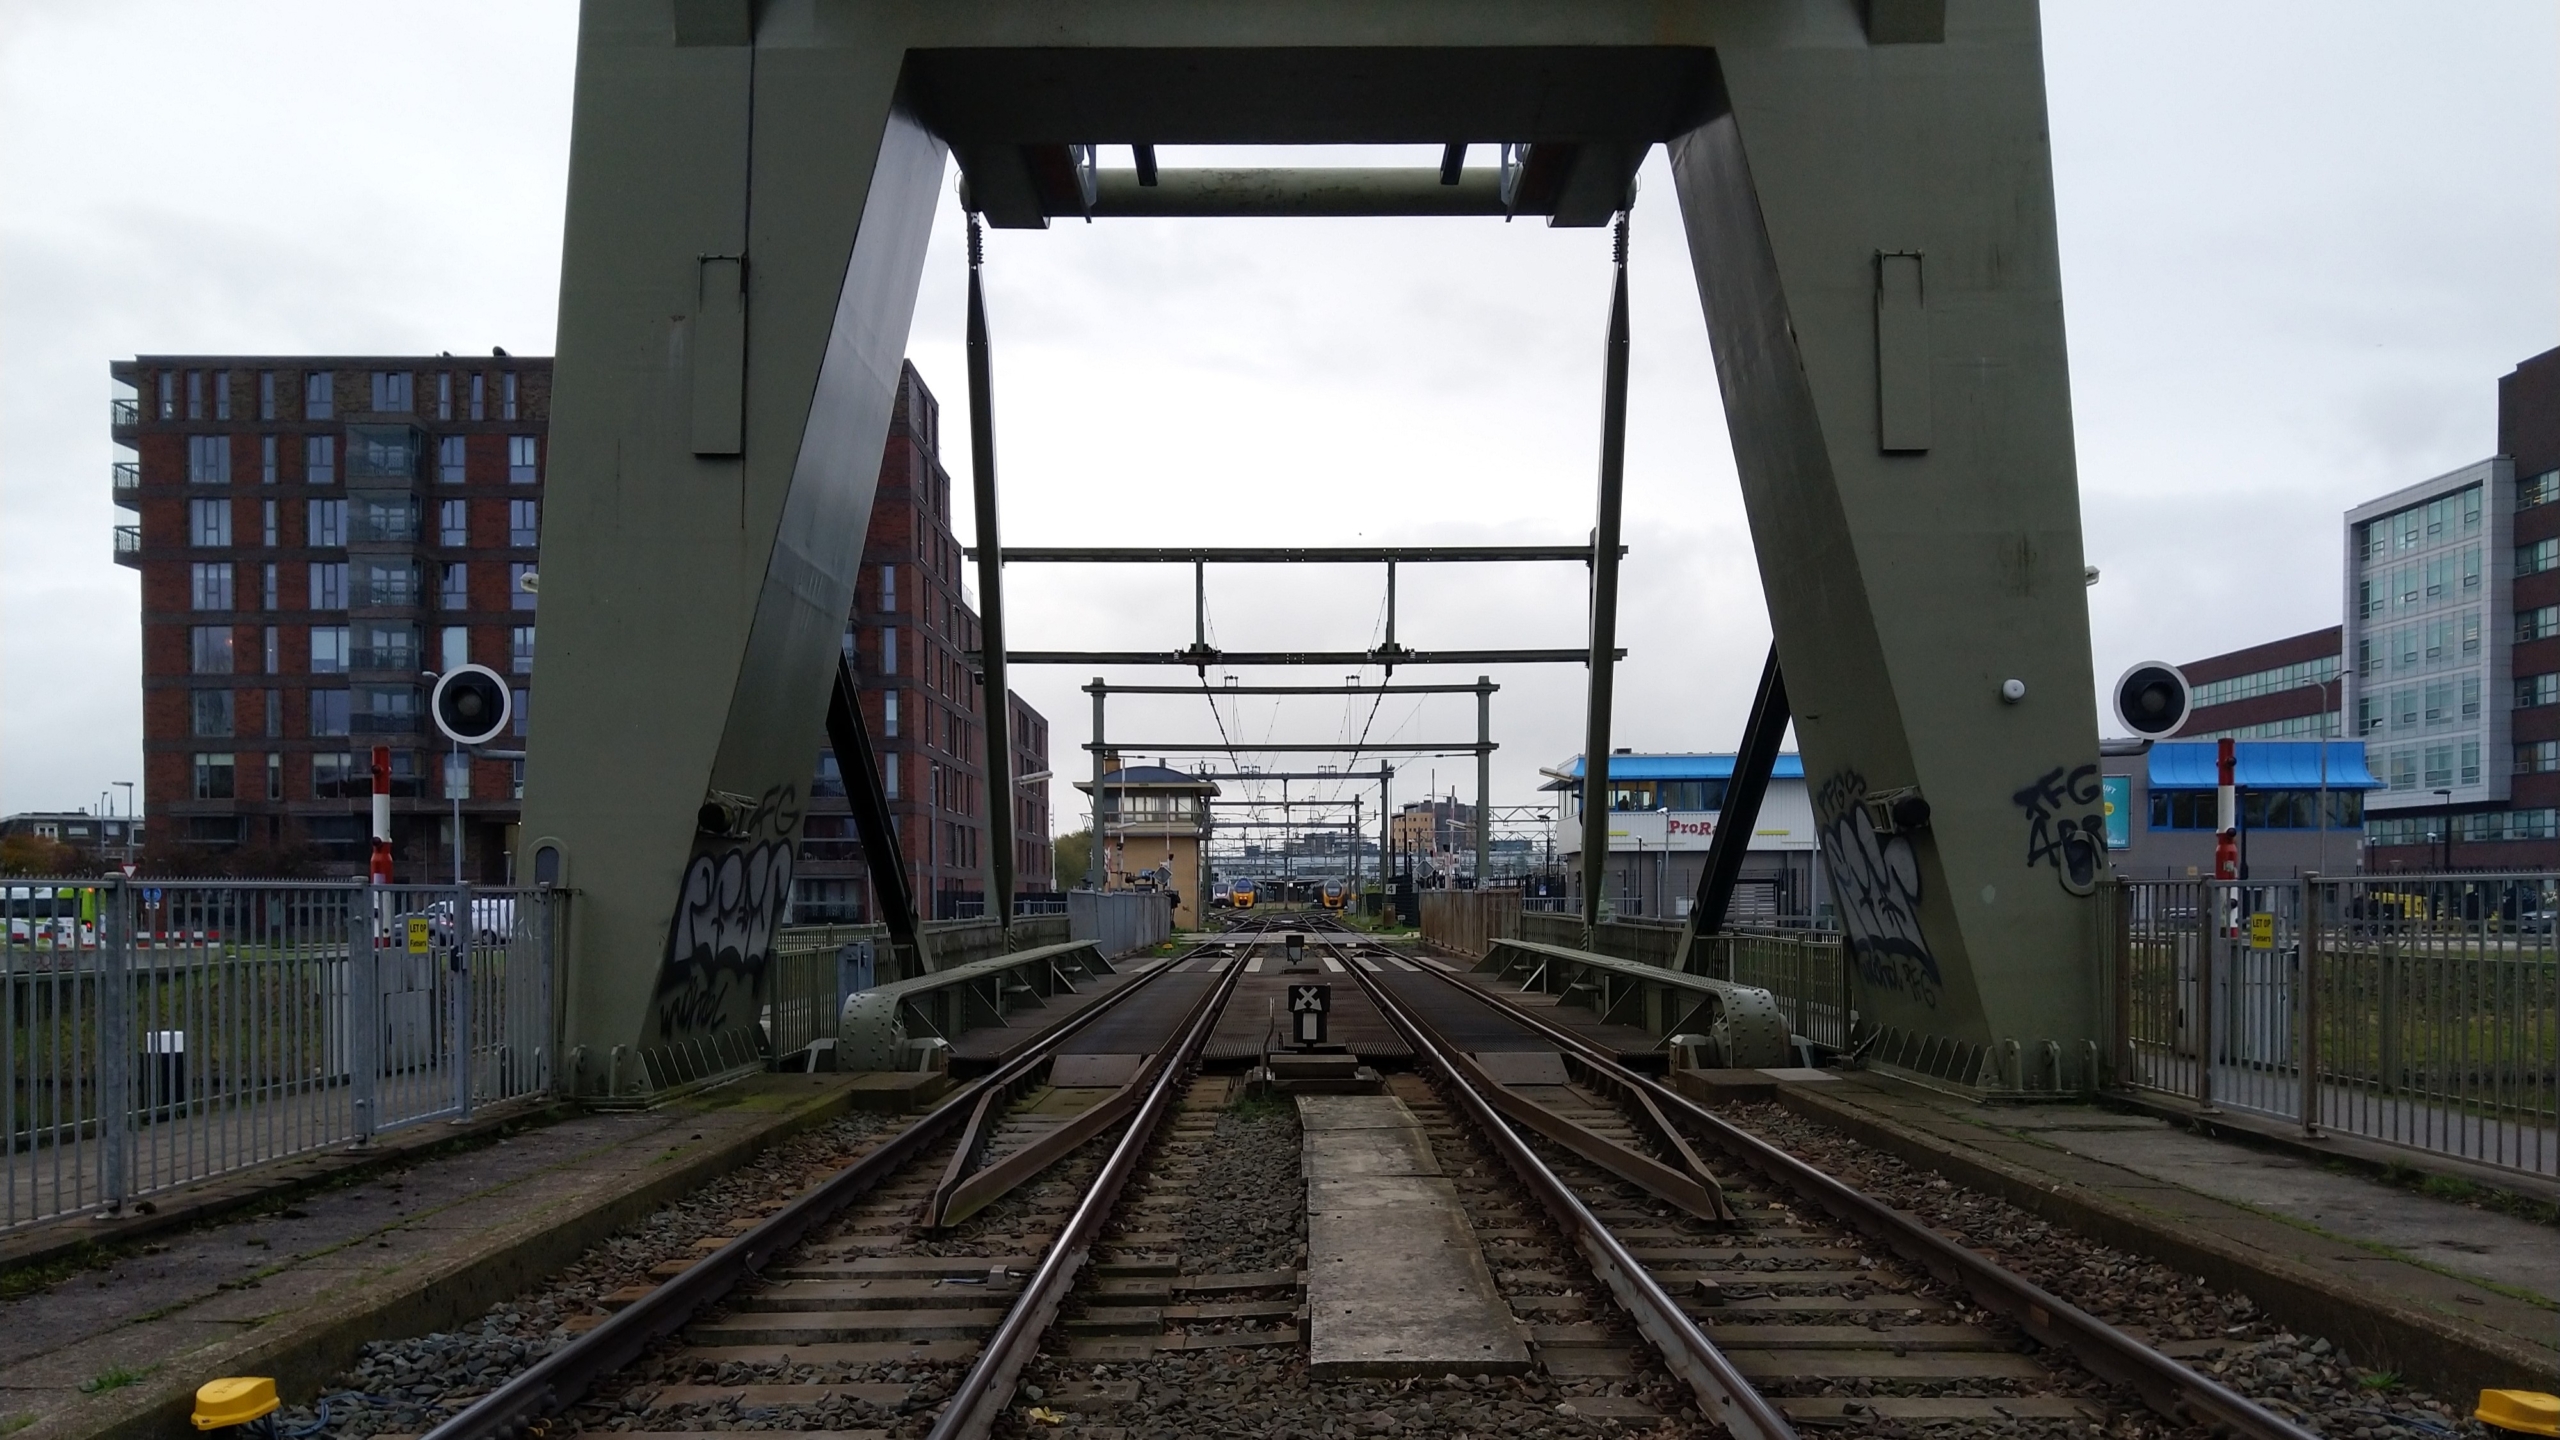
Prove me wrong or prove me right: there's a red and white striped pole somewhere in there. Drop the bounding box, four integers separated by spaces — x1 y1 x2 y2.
368 743 391 881
2214 736 2240 883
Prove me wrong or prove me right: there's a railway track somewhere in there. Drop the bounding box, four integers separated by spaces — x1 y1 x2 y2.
390 911 2331 1439
1322 930 2326 1439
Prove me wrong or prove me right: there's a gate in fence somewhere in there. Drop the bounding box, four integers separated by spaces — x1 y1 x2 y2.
2 879 560 1231
2117 873 2560 1177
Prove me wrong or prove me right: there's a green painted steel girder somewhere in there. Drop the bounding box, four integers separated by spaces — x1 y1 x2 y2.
526 0 2104 1100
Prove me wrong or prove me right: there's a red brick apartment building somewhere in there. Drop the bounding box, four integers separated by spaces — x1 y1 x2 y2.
113 354 1049 915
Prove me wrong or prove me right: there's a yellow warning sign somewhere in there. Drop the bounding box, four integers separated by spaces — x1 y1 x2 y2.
2247 912 2274 950
406 916 431 954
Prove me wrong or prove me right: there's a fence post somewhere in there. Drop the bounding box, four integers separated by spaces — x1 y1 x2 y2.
2298 874 2321 1137
98 877 134 1213
2194 882 2218 1113
2111 877 2134 1088
353 882 380 1144
451 883 473 1121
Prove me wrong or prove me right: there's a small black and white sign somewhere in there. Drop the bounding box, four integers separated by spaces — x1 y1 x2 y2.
1288 983 1331 1045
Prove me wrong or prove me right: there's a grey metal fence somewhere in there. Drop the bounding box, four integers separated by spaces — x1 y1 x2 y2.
1712 927 1851 1052
2 879 559 1231
2118 873 2560 1177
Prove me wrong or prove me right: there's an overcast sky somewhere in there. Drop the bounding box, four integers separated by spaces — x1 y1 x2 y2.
3 2 2553 836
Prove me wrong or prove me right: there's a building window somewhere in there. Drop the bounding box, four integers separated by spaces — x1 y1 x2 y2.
311 752 355 798
190 562 234 611
268 752 283 801
264 688 282 738
261 626 279 674
881 627 897 676
2423 680 2452 725
508 435 537 482
306 434 336 484
440 498 469 547
469 373 485 421
157 371 176 420
881 564 897 613
439 434 466 483
2520 741 2559 775
444 751 470 800
353 685 422 734
2518 674 2559 709
2462 675 2481 718
354 496 417 544
262 563 278 611
261 499 278 547
882 751 899 799
441 625 469 669
192 689 234 738
2520 539 2558 577
502 372 518 421
2524 470 2560 510
309 689 351 737
359 560 422 608
310 625 350 674
356 624 418 672
511 687 530 738
304 371 334 420
193 753 235 801
187 435 231 484
258 371 276 422
308 562 348 610
2525 606 2560 643
307 498 346 547
213 371 231 421
189 497 232 547
2461 739 2481 788
186 370 203 420
510 624 535 674
437 372 454 421
2423 745 2454 790
508 499 538 548
884 690 900 737
190 626 234 674
261 435 279 483
510 562 537 610
441 563 469 611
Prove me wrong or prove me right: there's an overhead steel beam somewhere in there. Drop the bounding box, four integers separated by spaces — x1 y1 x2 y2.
1674 646 1791 974
1003 648 1613 667
1579 214 1633 945
1085 740 1488 754
1184 769 1392 783
1087 681 1494 696
970 545 1607 564
1086 166 1508 217
964 215 1018 938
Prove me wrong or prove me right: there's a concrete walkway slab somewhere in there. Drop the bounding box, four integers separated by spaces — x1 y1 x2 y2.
1775 1071 2560 1403
1299 1095 1528 1378
0 1073 887 1440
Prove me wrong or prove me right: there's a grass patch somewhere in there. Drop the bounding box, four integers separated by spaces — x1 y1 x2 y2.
78 1365 150 1396
2419 1173 2478 1202
0 1240 111 1302
1229 1089 1297 1122
2358 1370 2403 1391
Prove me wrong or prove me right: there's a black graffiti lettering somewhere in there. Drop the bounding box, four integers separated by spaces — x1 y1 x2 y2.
2015 763 2104 894
653 783 801 1041
1815 769 1941 1008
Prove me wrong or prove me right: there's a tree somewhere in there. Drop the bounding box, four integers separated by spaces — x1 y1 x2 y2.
1052 827 1093 889
0 833 86 876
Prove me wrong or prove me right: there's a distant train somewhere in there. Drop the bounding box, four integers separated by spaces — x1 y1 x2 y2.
1227 879 1260 909
1315 877 1350 911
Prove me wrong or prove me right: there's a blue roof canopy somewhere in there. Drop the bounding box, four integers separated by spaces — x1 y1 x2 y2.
1543 753 1805 790
2145 741 2381 791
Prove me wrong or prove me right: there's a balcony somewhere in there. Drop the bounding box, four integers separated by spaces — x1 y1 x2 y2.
113 524 140 569
348 647 419 673
111 397 139 432
112 460 139 508
350 712 421 736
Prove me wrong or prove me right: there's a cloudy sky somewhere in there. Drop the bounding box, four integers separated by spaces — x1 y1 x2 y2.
3 2 2552 838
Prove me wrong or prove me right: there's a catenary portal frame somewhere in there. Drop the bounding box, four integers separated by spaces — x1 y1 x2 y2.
523 0 2107 1100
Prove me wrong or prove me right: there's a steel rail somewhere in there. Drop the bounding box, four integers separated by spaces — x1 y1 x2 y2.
414 951 1201 1440
1334 943 1797 1440
1413 963 2326 1440
925 951 1245 1440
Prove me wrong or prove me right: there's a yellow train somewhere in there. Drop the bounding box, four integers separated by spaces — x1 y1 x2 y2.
1315 878 1350 911
1227 879 1259 909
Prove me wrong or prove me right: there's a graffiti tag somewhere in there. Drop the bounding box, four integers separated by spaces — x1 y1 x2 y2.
654 783 801 1040
1815 769 1941 1008
2012 762 2104 895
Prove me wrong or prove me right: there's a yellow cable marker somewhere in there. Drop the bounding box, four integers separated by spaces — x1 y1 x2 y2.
2479 1389 2560 1436
192 1377 279 1430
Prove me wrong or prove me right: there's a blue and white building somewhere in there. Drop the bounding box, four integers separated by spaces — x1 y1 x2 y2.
1543 752 1822 920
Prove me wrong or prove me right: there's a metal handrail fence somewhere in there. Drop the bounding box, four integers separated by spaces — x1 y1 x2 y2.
2116 873 2560 1177
1708 927 1850 1052
3 879 559 1231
